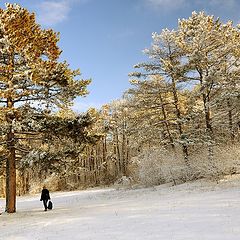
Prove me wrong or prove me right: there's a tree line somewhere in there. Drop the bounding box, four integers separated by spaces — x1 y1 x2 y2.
0 5 239 213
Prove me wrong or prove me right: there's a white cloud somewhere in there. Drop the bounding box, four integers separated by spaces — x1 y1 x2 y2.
145 0 187 10
36 0 91 26
37 0 71 26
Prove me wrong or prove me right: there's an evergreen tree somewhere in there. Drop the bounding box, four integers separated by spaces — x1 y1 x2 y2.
0 4 90 213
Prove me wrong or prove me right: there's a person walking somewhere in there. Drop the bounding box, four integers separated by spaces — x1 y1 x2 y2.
40 186 50 211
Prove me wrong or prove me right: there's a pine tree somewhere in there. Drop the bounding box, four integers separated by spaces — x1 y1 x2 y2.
130 29 191 166
0 4 90 213
176 12 240 159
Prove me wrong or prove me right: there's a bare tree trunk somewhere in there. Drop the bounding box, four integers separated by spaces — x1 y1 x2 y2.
5 97 16 213
198 71 215 164
203 94 212 133
227 100 234 142
6 124 16 213
102 136 107 163
121 119 127 176
115 129 121 176
159 92 175 149
0 174 5 198
102 136 109 184
125 138 130 176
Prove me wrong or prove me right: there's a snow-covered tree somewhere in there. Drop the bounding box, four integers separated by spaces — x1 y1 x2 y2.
176 12 240 158
130 12 240 167
130 29 192 166
0 4 90 213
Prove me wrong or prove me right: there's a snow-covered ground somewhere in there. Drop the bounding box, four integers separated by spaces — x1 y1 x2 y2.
1 176 240 240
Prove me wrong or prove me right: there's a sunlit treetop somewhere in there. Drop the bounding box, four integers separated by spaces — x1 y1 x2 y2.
0 3 61 61
0 3 91 112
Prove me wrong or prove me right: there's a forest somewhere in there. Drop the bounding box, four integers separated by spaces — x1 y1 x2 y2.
0 4 239 213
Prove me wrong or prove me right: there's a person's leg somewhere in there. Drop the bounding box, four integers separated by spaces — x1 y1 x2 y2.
43 199 48 211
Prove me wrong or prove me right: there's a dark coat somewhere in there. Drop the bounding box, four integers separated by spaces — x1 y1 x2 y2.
40 188 50 201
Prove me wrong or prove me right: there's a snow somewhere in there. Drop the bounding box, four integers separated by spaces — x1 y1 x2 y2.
1 177 240 240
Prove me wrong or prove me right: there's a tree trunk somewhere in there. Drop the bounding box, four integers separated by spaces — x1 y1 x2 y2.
199 73 215 164
227 100 234 142
6 123 16 213
115 129 121 176
170 77 190 167
121 119 127 176
202 93 212 133
159 92 175 149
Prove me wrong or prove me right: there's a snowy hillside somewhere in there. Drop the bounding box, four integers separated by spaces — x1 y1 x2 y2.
1 177 240 240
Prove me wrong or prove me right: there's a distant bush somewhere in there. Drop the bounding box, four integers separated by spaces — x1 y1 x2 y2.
129 144 240 187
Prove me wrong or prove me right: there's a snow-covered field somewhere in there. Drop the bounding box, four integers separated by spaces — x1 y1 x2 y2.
1 177 240 240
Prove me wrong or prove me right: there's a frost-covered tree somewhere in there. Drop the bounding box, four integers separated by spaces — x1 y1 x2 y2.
130 29 192 166
130 11 240 168
102 100 132 176
16 108 101 193
127 76 175 149
0 4 90 213
176 12 240 158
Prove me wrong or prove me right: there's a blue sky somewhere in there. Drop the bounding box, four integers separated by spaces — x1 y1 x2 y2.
1 0 240 111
